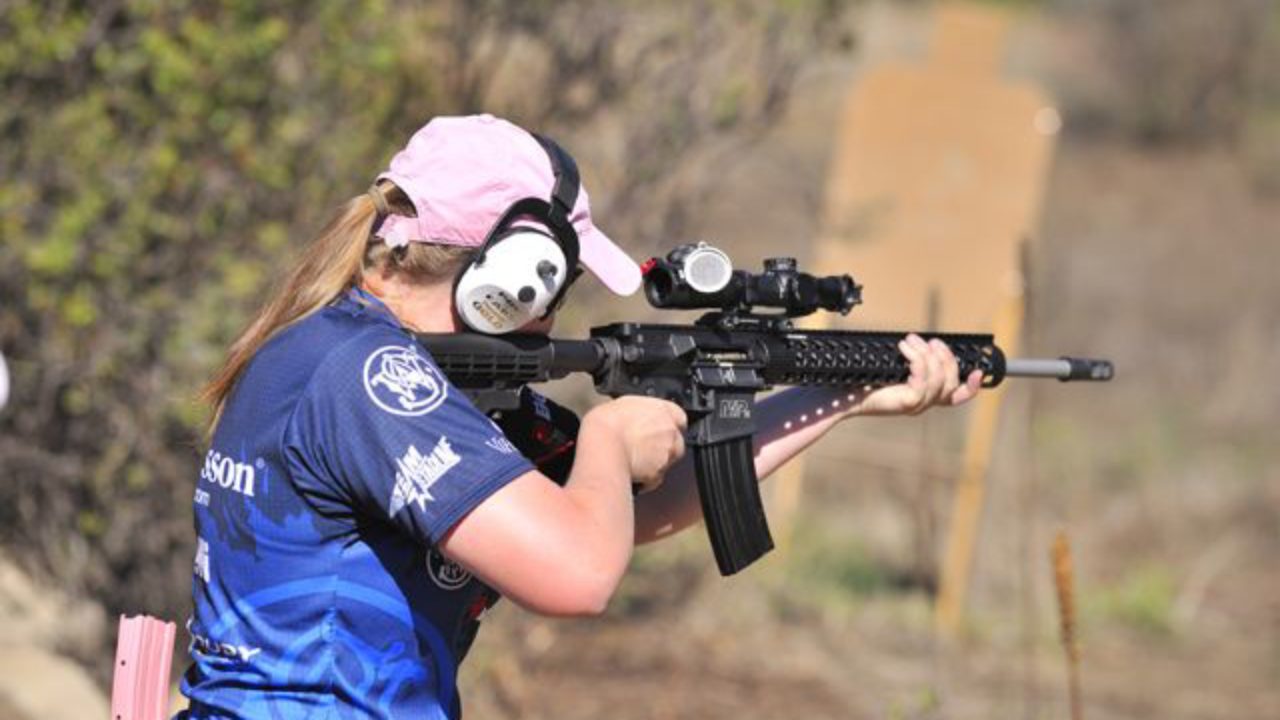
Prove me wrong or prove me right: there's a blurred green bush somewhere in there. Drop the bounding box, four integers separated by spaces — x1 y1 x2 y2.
0 0 856 657
0 0 468 626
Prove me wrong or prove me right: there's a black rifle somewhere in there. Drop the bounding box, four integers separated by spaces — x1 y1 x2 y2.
416 246 1113 576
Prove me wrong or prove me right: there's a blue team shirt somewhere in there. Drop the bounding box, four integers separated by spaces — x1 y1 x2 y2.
179 289 534 719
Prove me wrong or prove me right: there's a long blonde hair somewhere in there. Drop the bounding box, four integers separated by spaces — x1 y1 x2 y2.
201 181 472 430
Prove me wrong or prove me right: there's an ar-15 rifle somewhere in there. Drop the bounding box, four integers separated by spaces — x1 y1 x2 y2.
416 243 1113 576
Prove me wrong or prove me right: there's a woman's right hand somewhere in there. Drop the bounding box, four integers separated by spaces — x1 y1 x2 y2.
443 396 687 617
584 397 688 493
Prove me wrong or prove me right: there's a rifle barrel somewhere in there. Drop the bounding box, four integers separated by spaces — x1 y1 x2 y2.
1006 357 1114 382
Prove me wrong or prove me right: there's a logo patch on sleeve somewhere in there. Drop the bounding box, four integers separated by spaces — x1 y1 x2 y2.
485 435 518 454
389 437 461 518
426 547 473 590
363 345 448 417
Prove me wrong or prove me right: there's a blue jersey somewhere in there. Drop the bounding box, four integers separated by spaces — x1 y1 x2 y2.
178 290 536 719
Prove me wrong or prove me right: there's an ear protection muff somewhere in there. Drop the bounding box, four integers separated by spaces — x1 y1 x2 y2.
454 134 583 334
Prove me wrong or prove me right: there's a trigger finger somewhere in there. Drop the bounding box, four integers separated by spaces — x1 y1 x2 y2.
669 403 689 430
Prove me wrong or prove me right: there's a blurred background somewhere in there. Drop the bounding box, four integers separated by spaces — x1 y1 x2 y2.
1 1 1278 718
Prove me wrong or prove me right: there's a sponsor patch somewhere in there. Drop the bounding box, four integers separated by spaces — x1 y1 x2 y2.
389 437 461 518
426 547 472 591
485 435 518 455
530 391 552 420
363 345 449 417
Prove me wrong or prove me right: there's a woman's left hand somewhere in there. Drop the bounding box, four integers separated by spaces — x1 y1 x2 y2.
848 334 983 417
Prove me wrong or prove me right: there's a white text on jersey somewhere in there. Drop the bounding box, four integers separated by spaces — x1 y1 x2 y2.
200 449 258 497
389 436 461 517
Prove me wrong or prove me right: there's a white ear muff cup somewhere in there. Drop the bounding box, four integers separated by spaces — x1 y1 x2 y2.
455 230 569 334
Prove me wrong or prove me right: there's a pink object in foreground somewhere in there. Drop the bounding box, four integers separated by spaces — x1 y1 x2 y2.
111 615 176 720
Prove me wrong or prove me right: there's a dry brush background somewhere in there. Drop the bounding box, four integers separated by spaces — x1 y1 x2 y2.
1 1 1278 718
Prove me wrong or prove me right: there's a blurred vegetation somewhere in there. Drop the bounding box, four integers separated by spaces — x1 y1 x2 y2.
0 0 857 658
1053 0 1280 166
2 0 457 633
1085 564 1177 639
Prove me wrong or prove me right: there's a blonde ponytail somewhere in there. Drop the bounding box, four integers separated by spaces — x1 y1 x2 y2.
201 181 471 431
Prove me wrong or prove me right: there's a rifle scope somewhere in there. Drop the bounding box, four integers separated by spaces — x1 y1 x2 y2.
643 243 862 316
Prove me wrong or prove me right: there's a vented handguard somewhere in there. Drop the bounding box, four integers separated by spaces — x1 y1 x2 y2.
762 331 1005 388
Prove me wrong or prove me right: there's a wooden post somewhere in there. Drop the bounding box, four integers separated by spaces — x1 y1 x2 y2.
772 5 1057 619
769 450 806 558
913 285 942 588
934 283 1024 634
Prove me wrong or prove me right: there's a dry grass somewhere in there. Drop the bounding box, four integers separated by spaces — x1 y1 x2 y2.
1052 529 1082 720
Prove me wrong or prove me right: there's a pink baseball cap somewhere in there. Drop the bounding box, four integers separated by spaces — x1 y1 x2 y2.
374 114 641 296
